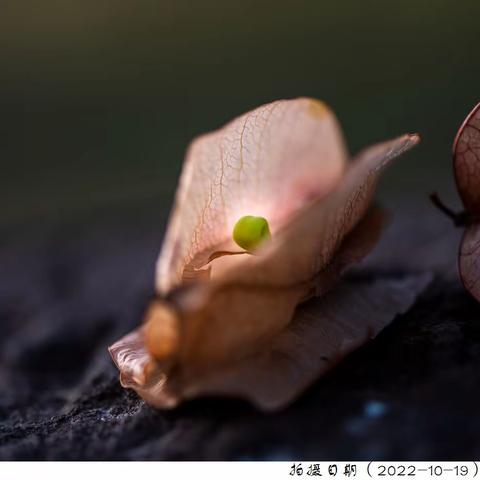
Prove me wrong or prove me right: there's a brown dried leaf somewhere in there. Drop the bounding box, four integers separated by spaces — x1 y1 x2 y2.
452 103 480 302
454 102 480 215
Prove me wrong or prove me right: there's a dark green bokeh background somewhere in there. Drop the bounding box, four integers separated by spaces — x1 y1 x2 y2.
1 0 478 227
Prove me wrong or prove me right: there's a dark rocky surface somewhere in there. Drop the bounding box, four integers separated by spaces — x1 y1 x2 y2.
1 206 480 460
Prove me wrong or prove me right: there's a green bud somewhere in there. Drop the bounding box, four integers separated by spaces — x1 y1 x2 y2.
232 215 271 251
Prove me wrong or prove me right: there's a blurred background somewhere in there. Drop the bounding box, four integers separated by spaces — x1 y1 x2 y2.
1 0 479 230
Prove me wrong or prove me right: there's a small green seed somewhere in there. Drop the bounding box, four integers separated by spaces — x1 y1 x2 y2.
232 215 271 251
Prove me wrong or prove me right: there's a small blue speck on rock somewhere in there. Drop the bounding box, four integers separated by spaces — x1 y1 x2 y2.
364 401 387 418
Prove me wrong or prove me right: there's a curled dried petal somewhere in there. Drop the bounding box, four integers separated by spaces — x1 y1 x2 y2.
157 98 348 293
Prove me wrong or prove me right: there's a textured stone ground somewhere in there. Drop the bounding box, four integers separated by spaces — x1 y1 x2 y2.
1 206 480 460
